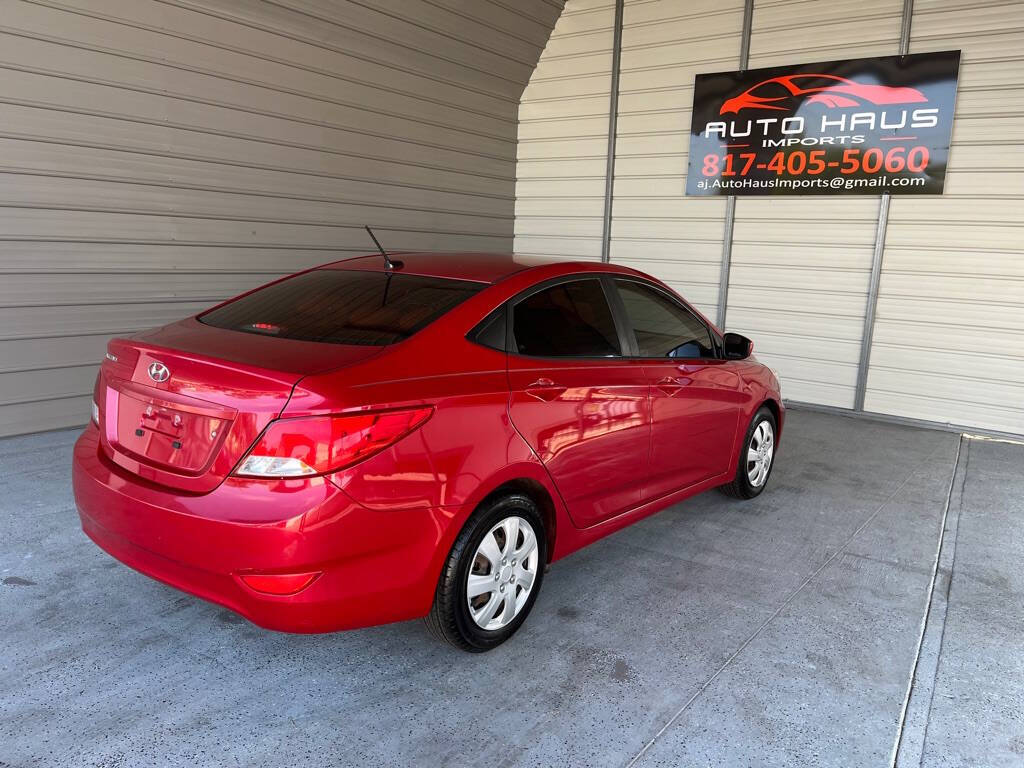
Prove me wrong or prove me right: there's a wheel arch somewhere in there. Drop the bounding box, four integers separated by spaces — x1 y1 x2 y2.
760 397 783 439
477 478 558 564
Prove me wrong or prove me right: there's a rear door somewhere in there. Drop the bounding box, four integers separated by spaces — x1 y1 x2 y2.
610 278 742 499
506 277 650 528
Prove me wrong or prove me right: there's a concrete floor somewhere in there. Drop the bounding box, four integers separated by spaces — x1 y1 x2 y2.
1 410 1022 767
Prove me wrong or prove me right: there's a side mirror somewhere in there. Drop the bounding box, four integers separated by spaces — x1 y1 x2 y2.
723 332 753 360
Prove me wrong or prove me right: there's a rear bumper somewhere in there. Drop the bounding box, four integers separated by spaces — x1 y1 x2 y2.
72 426 455 633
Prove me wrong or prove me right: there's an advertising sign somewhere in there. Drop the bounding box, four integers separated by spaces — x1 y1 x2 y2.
686 50 960 196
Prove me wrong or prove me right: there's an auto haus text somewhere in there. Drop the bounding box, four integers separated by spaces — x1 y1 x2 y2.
702 107 940 147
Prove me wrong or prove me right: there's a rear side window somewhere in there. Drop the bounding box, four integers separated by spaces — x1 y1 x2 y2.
615 280 716 359
513 279 621 357
199 269 482 346
471 308 507 351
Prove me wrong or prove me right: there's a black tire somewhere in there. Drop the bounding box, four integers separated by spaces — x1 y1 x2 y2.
719 406 777 500
424 493 546 652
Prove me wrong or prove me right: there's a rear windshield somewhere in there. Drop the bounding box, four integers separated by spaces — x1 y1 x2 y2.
199 269 483 346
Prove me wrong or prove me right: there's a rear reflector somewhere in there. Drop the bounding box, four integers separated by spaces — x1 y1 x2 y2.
234 406 433 478
239 571 321 596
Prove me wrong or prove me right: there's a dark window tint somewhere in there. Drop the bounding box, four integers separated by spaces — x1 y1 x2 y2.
513 279 620 357
615 280 715 359
199 269 482 346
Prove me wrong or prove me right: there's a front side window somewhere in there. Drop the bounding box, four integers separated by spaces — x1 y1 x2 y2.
512 279 621 357
199 269 482 346
615 280 715 359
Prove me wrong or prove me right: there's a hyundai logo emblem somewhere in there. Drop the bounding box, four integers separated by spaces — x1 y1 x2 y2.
147 362 170 383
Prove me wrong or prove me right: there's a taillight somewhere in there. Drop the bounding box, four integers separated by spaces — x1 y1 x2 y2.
91 372 102 425
234 407 433 478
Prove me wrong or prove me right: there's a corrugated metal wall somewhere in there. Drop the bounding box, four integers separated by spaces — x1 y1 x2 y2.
514 0 1024 436
514 0 614 260
611 0 743 320
0 0 561 436
727 0 904 408
5 0 1022 437
864 0 1024 434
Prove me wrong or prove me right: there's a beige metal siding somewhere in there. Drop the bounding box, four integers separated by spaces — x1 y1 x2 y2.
514 0 615 260
611 0 744 319
725 0 904 408
514 0 1023 436
0 0 561 436
514 0 906 400
864 0 1024 434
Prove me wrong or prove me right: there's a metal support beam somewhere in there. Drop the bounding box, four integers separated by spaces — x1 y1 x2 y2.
716 0 754 328
854 0 914 411
856 194 891 411
899 0 914 53
600 0 624 263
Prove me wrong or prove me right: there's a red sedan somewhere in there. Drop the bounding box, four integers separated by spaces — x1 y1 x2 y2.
72 253 783 651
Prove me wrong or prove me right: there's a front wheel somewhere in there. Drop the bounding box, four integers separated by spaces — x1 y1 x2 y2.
425 494 546 652
719 406 777 499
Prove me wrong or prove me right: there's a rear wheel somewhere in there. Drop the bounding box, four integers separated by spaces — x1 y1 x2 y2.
719 406 777 499
425 493 546 652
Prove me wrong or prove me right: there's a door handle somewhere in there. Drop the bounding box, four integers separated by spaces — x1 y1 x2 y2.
525 378 566 402
656 375 685 397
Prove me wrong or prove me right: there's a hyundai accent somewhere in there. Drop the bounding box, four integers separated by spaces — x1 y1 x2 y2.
72 252 782 651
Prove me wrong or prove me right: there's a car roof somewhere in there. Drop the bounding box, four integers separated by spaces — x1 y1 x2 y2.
321 252 629 285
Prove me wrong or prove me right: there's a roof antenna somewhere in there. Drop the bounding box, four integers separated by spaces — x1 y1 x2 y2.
365 225 402 271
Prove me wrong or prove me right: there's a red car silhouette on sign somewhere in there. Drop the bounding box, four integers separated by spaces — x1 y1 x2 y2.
720 74 928 114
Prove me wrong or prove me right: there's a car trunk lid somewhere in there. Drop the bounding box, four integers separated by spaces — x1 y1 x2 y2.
97 320 381 492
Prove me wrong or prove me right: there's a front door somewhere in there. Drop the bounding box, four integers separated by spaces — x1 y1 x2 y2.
611 278 742 499
506 277 650 528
